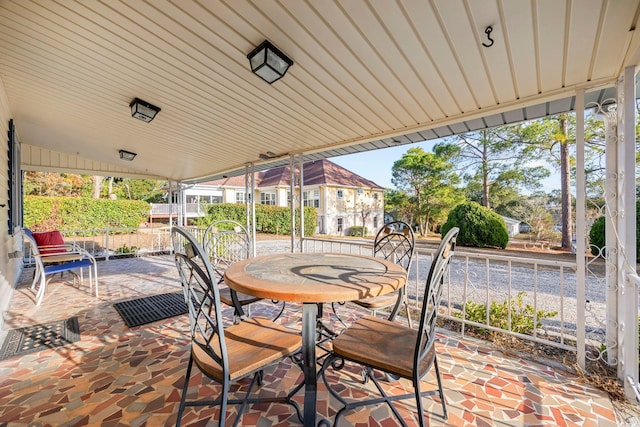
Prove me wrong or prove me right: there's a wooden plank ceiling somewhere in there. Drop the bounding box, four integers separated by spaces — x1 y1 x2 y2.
0 0 639 182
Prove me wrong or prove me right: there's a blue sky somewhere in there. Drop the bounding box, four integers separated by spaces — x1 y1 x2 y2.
330 140 560 193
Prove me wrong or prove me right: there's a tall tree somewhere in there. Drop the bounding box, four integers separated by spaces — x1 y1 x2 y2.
435 127 549 209
384 189 414 225
517 114 576 250
92 176 103 199
558 114 572 249
391 147 462 235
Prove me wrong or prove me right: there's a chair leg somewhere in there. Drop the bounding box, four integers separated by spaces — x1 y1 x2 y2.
35 274 48 306
414 377 425 427
330 302 348 330
176 354 194 427
434 355 447 419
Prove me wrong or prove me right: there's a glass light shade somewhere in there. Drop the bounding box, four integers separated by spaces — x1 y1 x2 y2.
247 40 293 84
130 98 161 122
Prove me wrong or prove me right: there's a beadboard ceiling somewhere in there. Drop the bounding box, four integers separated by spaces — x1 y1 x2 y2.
1 0 639 182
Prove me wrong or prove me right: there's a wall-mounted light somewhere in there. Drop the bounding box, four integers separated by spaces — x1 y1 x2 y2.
119 149 137 161
247 40 293 84
130 98 161 122
259 151 276 160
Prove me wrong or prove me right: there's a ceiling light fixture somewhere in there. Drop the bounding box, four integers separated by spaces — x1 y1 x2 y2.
247 40 293 84
130 98 161 122
259 151 277 160
119 149 137 161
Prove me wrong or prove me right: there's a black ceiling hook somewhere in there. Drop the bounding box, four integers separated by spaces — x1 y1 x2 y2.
482 26 494 48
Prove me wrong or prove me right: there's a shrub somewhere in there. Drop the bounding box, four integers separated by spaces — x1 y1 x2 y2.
24 196 149 232
589 200 640 262
457 292 558 337
204 203 317 236
349 226 367 237
441 202 509 248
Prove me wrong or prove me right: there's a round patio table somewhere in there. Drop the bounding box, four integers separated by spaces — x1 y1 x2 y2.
224 252 407 427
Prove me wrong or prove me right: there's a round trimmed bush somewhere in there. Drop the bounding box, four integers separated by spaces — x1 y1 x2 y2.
441 202 509 249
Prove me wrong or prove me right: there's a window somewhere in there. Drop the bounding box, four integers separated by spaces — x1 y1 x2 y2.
373 216 378 230
337 190 343 198
7 119 22 234
303 190 320 208
373 193 378 200
337 217 343 233
236 191 245 204
357 188 364 195
260 192 276 205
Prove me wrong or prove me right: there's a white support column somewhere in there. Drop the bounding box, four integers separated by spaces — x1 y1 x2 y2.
618 65 638 400
290 155 296 253
245 164 257 257
575 89 586 370
600 97 619 367
178 182 186 227
298 154 305 251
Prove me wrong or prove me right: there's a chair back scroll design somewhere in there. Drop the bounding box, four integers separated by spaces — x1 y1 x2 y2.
171 226 302 427
202 220 251 272
320 227 459 427
202 220 285 322
372 220 415 271
348 220 415 325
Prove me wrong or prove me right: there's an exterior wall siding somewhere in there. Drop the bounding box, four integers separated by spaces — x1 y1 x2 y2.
0 77 24 333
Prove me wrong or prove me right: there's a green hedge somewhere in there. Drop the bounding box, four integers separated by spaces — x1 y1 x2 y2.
442 202 509 249
205 203 317 236
24 196 150 232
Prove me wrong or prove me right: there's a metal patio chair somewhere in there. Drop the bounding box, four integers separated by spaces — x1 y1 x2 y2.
171 226 302 427
320 227 459 427
202 220 285 322
333 221 415 329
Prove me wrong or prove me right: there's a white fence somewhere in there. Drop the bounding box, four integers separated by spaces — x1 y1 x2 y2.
302 236 596 356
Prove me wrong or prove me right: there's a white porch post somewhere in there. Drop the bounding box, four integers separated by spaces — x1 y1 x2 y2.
618 66 638 400
600 95 619 367
298 154 304 251
245 164 256 257
289 155 296 253
178 182 186 227
575 89 586 370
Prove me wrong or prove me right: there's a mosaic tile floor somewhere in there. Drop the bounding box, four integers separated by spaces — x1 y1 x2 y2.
0 256 619 426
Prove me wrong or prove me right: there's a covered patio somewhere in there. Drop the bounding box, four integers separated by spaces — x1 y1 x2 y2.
0 0 638 424
0 255 617 426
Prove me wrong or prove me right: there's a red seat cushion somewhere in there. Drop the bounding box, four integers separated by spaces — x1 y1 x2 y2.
32 231 67 254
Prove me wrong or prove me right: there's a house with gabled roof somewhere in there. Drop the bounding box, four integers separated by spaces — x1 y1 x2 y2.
156 159 385 236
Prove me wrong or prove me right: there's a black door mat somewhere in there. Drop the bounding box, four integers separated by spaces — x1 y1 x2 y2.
114 292 187 327
0 317 80 361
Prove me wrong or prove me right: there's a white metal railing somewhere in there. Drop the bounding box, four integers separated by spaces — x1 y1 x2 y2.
624 271 640 402
303 236 586 354
23 226 203 262
149 203 207 216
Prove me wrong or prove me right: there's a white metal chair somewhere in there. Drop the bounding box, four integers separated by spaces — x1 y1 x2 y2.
23 228 98 306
